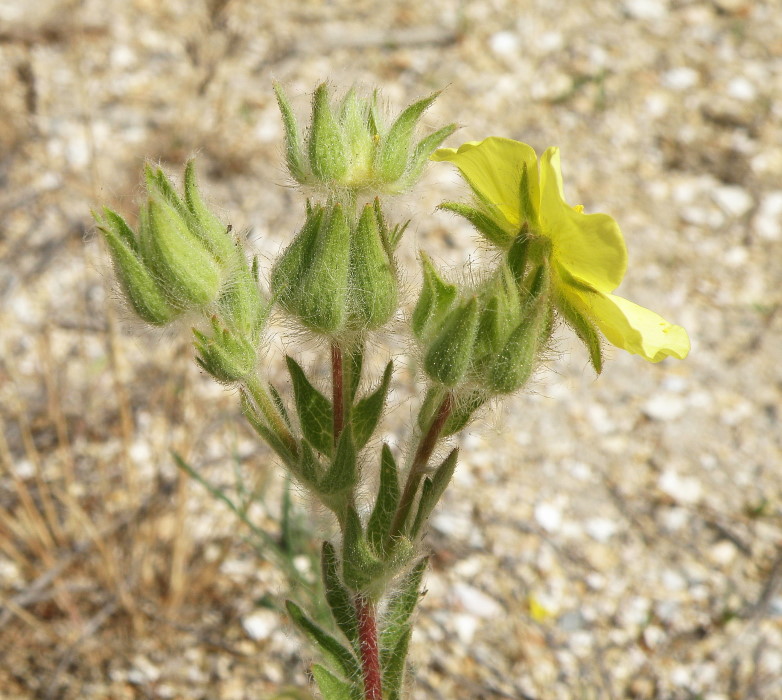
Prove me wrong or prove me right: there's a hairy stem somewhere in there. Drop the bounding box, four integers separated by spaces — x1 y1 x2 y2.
355 593 383 700
388 391 454 542
331 343 345 442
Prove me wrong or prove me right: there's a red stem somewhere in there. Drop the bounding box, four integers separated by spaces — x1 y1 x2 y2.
355 594 383 700
331 343 344 443
387 392 454 543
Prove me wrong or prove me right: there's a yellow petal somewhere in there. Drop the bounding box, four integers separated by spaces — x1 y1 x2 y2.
432 137 540 229
569 287 690 362
539 147 627 292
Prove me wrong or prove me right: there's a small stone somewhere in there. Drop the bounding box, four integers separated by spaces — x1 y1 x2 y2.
535 502 563 532
662 67 699 91
453 613 479 644
708 540 738 566
642 394 687 421
659 470 702 504
624 0 668 20
585 517 618 542
712 185 753 218
489 31 520 57
754 191 782 240
452 582 503 618
242 609 278 641
726 77 756 102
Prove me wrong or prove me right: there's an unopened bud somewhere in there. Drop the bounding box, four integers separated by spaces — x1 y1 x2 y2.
411 252 457 341
424 297 479 387
309 83 349 182
194 317 258 384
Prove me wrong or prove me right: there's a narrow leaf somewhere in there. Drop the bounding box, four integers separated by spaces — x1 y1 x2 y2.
381 626 411 700
312 664 362 700
319 424 357 495
286 355 334 457
411 448 458 538
379 558 427 655
345 344 364 403
286 601 361 681
321 542 359 646
353 361 392 450
366 445 400 557
342 507 385 592
240 389 297 467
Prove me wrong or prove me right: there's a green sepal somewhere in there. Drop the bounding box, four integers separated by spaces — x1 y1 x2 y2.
311 664 362 700
285 600 361 681
99 207 138 253
557 292 604 375
377 91 440 183
486 308 544 394
145 198 221 307
217 258 268 339
379 558 427 659
424 297 479 387
342 507 385 593
438 201 514 249
373 198 408 252
339 88 375 187
144 164 187 219
183 159 236 264
381 626 412 700
518 161 538 225
319 424 357 496
271 204 323 302
418 387 483 437
321 542 359 647
309 83 348 182
367 444 400 558
473 265 523 362
410 448 458 538
273 81 309 183
95 213 181 326
507 228 530 283
411 252 457 341
396 122 458 192
349 204 398 330
296 204 351 334
286 356 333 457
352 361 392 450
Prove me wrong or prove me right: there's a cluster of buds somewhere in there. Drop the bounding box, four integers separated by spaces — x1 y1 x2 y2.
270 199 403 338
274 82 456 195
94 162 267 383
412 231 553 398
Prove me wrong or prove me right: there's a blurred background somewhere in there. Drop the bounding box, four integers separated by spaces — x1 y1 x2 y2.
1 0 781 698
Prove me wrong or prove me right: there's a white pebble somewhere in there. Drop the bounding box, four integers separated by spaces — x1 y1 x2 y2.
712 185 753 218
585 517 619 542
754 191 782 240
659 470 702 504
708 540 738 566
642 394 687 421
662 67 699 91
727 76 756 102
489 31 520 57
453 613 479 644
535 502 563 533
624 0 668 20
242 609 278 641
453 582 504 618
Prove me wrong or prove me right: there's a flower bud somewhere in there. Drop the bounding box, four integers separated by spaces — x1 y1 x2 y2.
411 252 457 341
423 297 480 387
273 82 456 194
194 316 258 384
271 204 350 335
141 197 221 308
94 208 182 326
348 203 397 330
217 255 268 340
473 264 523 364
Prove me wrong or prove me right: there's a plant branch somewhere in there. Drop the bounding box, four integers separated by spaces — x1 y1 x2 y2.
244 374 298 457
331 343 345 442
355 593 383 700
387 391 454 543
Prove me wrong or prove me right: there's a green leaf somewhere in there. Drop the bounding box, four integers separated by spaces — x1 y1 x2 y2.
507 229 529 284
410 448 458 539
269 383 292 428
366 445 400 558
321 542 359 646
286 356 334 457
240 389 297 467
381 626 411 700
379 558 427 657
438 201 514 249
297 441 322 487
342 507 385 592
352 361 392 450
311 664 362 700
319 424 357 496
441 390 485 437
345 344 364 403
286 601 361 681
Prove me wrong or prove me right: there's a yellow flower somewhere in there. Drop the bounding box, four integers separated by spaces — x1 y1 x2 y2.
431 137 690 365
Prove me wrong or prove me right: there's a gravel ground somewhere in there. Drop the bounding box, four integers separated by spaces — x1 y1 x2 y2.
1 1 781 699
